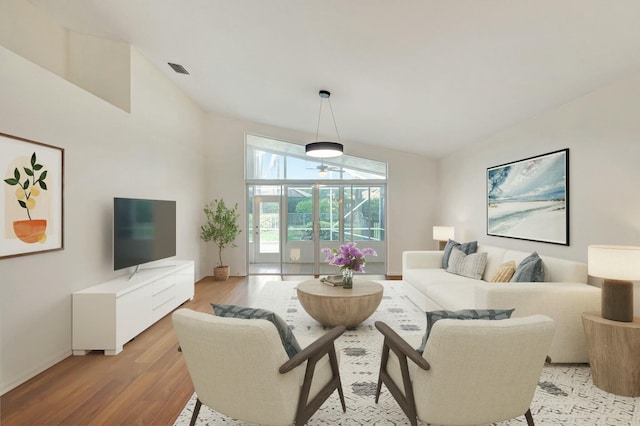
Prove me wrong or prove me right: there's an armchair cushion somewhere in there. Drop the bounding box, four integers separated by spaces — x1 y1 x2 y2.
442 239 478 269
416 308 515 354
211 304 301 358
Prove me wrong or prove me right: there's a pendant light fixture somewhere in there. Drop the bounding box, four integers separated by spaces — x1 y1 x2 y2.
305 90 344 158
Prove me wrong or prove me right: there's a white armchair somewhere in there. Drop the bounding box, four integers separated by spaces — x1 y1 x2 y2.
172 308 346 426
375 315 555 426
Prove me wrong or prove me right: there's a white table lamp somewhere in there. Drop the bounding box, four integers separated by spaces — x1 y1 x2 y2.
433 226 455 251
588 245 640 322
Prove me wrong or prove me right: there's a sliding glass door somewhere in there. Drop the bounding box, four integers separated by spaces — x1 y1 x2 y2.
252 196 280 263
249 184 385 275
285 186 315 275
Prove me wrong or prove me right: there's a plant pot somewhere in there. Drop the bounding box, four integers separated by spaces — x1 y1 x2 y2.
214 266 230 281
13 219 47 244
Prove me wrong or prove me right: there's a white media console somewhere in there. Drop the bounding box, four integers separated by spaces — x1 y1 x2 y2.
72 260 195 355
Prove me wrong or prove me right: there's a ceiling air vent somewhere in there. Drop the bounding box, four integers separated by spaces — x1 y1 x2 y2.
168 62 190 75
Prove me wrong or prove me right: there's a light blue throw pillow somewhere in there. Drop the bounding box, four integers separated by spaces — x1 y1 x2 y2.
510 252 545 282
211 303 301 359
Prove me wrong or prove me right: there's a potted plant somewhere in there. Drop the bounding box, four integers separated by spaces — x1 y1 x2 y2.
200 199 241 281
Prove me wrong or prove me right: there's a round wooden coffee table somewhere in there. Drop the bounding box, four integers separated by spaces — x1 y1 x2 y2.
296 279 384 329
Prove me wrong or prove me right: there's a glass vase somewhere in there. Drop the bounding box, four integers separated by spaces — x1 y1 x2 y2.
342 269 353 289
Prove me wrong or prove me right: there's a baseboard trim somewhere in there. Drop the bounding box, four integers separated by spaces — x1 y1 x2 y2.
0 349 71 396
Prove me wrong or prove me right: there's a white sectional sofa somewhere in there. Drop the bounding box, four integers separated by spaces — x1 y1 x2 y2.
402 244 601 363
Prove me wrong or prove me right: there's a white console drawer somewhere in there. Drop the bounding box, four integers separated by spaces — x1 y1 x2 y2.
152 275 175 295
152 284 176 309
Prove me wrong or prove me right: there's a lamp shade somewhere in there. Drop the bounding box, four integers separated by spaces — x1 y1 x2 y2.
588 245 640 281
305 142 343 158
433 226 455 241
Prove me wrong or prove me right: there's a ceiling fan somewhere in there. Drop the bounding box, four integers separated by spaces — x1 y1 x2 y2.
308 158 340 176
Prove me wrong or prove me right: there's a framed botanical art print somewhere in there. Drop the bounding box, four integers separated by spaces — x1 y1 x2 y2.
487 149 569 245
1 132 64 258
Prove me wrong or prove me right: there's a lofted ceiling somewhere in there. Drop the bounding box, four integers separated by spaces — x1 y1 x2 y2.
30 0 640 158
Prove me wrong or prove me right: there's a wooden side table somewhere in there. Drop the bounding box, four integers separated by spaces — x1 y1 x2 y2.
297 279 383 329
582 312 640 397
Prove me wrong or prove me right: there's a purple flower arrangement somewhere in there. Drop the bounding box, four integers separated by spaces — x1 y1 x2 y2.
321 242 377 273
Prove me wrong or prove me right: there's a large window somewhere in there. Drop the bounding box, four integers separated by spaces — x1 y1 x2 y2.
246 134 387 275
246 134 387 181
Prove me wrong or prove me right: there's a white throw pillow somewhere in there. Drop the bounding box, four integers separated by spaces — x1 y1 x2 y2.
446 247 488 280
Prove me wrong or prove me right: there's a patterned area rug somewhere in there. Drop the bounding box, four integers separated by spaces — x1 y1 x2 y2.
174 281 640 425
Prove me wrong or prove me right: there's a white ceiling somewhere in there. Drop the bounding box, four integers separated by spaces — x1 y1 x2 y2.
31 0 640 158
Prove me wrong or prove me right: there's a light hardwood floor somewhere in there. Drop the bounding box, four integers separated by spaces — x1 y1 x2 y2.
0 275 282 426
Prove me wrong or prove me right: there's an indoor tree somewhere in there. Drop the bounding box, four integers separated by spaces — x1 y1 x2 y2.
200 199 241 280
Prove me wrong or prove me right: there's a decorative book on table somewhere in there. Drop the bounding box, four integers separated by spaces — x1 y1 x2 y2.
320 275 344 286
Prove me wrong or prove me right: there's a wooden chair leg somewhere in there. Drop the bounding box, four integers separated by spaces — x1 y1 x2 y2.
375 344 390 403
189 398 202 426
525 408 534 426
329 349 346 412
375 376 383 403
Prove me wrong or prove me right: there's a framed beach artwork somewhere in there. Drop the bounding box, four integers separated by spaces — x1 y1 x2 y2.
1 132 64 259
487 149 569 245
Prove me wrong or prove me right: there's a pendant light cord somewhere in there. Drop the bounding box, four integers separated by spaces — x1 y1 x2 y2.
315 96 342 143
327 98 342 143
315 98 323 142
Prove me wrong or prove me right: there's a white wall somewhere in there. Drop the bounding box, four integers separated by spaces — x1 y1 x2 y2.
0 0 68 78
204 114 439 277
439 72 640 262
67 31 131 112
0 28 207 394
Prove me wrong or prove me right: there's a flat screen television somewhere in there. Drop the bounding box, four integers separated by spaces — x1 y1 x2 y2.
113 197 176 271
